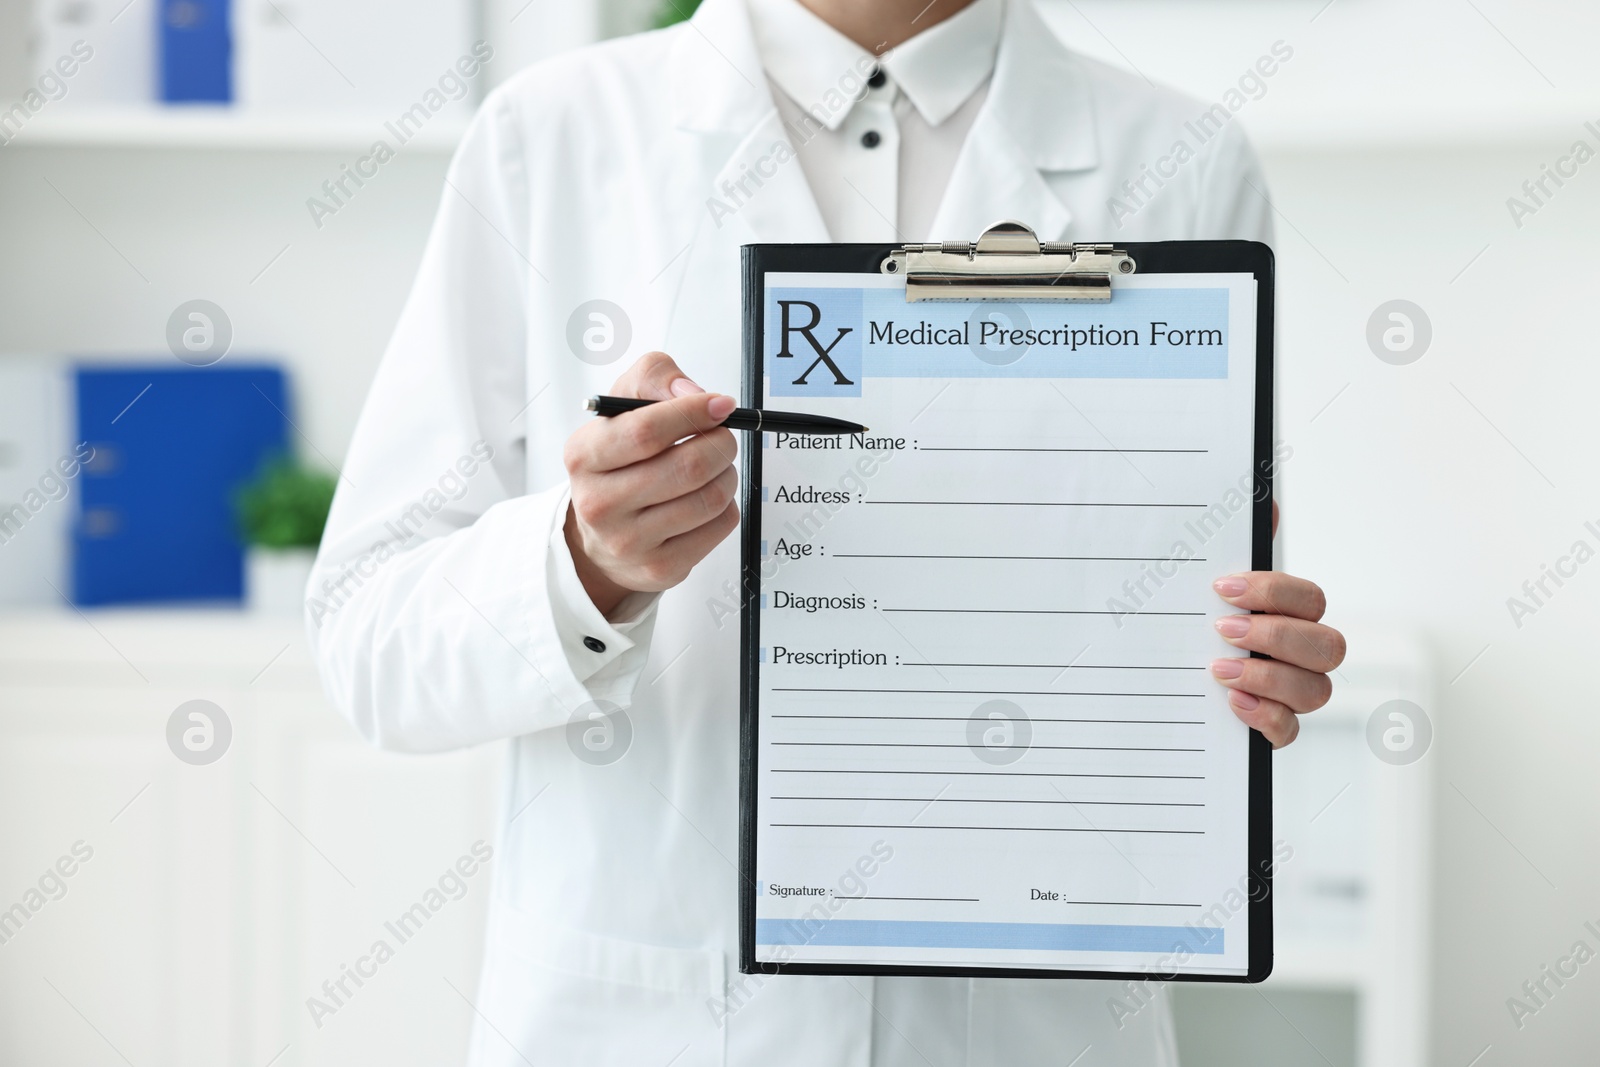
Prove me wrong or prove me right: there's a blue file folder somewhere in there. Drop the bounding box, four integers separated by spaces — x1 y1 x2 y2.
73 364 289 605
160 0 232 102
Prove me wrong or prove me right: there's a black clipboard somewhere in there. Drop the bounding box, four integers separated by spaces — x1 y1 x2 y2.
737 225 1276 983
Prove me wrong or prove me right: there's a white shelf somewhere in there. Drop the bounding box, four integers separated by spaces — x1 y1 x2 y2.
1245 102 1600 153
0 608 322 691
9 101 1587 156
8 105 467 153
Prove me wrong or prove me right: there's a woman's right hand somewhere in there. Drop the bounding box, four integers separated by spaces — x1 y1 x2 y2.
561 351 741 616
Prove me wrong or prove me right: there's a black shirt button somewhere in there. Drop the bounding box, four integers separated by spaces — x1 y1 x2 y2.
860 130 882 149
867 67 887 89
582 636 607 653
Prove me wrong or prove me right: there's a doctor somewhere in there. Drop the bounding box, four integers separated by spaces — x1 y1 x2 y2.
308 0 1346 1063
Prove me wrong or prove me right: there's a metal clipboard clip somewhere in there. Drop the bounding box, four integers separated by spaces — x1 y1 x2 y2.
880 220 1136 303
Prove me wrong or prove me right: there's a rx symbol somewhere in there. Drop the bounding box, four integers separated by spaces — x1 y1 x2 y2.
775 300 854 386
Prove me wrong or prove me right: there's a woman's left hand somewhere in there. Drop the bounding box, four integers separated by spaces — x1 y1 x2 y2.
1210 569 1345 748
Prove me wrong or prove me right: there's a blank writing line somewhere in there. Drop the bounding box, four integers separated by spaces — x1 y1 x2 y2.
901 663 1203 671
772 688 1204 697
771 715 1204 725
867 500 1206 508
918 447 1207 454
770 796 1205 808
772 823 1204 835
880 609 1205 617
772 769 1205 781
1068 900 1203 908
850 895 981 902
832 553 1207 562
771 742 1204 753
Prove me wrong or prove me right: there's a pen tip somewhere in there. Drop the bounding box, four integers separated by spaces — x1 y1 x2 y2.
583 396 598 412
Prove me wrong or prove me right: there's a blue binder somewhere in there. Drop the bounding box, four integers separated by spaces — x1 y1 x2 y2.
73 364 289 605
160 0 232 103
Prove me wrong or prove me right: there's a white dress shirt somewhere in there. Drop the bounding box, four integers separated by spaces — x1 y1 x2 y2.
546 490 660 706
748 0 1001 242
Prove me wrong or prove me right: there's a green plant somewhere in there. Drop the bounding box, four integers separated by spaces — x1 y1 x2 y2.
653 0 701 29
233 456 337 549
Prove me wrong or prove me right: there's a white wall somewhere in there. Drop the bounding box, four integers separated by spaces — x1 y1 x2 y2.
0 142 447 473
1264 142 1600 1067
1042 0 1600 146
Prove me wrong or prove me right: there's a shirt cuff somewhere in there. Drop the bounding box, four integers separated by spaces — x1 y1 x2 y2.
546 489 662 699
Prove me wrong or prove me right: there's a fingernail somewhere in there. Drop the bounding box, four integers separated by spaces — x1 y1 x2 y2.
708 394 736 419
1210 657 1245 680
671 377 705 397
1214 615 1251 639
1213 575 1249 597
1229 689 1260 711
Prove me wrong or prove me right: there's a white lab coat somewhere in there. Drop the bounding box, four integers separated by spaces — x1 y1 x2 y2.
307 0 1273 1063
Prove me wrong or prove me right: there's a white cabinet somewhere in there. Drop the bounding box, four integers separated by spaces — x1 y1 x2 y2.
0 611 501 1066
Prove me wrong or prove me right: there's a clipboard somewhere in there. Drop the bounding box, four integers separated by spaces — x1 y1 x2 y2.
738 222 1276 983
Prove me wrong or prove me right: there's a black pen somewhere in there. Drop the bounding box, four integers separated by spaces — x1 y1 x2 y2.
585 395 867 435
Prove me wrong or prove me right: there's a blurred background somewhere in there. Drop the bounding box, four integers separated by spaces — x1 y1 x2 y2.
1 0 1597 1064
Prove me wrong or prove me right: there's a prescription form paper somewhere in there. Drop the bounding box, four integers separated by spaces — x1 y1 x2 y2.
750 271 1261 976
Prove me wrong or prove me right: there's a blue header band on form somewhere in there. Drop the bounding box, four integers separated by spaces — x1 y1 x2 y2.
765 286 1229 397
755 918 1225 955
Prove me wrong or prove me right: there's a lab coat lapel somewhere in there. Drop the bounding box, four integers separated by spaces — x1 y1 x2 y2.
670 0 830 246
659 0 829 395
710 113 831 245
931 114 1074 243
927 0 1099 243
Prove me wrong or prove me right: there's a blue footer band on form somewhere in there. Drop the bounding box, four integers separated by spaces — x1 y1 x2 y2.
755 918 1225 954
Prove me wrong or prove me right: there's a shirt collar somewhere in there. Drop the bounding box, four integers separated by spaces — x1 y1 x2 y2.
746 0 1001 130
883 0 1001 125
